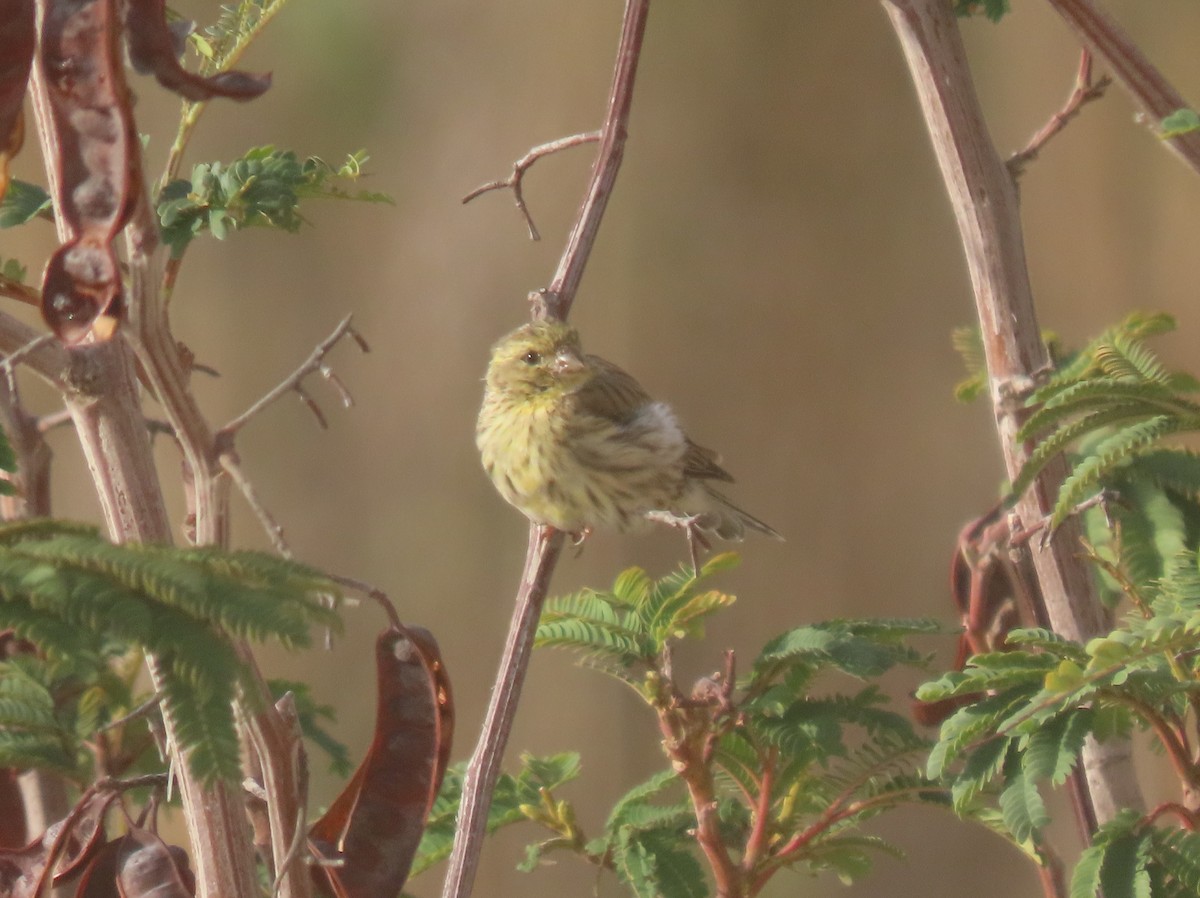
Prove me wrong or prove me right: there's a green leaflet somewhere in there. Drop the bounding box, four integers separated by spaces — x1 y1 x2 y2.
157 146 392 257
0 521 341 784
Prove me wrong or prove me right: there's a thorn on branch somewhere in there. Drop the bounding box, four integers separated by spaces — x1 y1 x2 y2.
1008 49 1112 178
1009 488 1119 549
218 314 366 440
463 131 602 241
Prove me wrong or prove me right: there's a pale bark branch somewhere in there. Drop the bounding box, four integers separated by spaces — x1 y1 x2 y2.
881 0 1144 827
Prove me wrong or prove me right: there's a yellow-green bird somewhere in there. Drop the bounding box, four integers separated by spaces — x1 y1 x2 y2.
476 319 781 564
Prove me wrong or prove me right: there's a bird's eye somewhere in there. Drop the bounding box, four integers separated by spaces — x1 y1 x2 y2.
522 350 542 365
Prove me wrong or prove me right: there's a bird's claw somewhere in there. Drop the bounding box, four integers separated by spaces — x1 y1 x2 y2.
570 527 593 558
645 511 709 575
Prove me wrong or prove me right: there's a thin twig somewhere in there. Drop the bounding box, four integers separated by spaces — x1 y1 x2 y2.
1007 49 1111 177
1045 0 1200 176
0 276 40 308
219 450 291 556
96 693 163 733
1007 489 1115 547
463 131 602 240
270 805 310 898
538 0 651 322
325 572 403 631
35 409 74 434
218 315 364 440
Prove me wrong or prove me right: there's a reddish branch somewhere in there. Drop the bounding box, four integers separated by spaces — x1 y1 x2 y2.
440 525 565 898
441 5 651 898
652 655 742 898
1007 49 1111 177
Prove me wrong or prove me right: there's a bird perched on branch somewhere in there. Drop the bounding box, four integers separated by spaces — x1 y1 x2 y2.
476 318 781 567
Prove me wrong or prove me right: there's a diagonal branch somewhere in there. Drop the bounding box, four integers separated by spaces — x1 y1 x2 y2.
442 4 651 898
881 0 1144 830
1045 0 1200 175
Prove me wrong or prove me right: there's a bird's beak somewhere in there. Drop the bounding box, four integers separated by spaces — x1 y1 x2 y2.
553 348 585 375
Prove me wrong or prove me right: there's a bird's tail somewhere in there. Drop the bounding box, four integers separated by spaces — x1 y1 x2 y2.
702 485 783 542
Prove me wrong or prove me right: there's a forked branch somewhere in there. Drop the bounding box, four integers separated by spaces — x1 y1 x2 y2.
463 131 601 240
441 3 651 898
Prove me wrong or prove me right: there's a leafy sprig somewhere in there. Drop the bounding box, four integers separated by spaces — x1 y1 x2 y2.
0 520 341 783
157 146 392 257
412 560 954 897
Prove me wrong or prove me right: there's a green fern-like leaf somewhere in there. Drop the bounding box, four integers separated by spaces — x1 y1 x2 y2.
195 0 289 74
0 525 342 783
1098 827 1152 898
1152 827 1200 895
1094 335 1174 385
949 735 1010 813
411 753 583 878
1022 708 1091 787
951 326 988 403
925 689 1036 780
614 828 706 898
755 619 935 684
538 557 742 675
0 179 53 229
998 764 1048 844
1053 416 1189 525
953 0 1009 22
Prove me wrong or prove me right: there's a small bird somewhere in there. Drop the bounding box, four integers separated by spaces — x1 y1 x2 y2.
476 318 781 567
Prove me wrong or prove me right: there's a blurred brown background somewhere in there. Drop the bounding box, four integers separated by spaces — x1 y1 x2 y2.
7 2 1200 896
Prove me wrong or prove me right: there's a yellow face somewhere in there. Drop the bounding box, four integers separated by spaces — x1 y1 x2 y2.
485 319 591 400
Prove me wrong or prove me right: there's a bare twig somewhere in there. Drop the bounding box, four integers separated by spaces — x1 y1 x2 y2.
1045 0 1200 175
219 450 291 556
442 5 650 898
1007 49 1111 177
95 693 163 733
0 315 69 392
537 0 651 323
218 314 364 440
463 131 602 240
0 276 40 308
270 804 311 898
326 572 403 631
881 0 1144 830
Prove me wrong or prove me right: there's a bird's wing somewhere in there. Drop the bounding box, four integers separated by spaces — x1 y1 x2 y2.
578 355 736 482
683 439 735 483
576 354 654 422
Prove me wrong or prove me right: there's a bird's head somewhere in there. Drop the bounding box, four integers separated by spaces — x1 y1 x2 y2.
485 319 590 400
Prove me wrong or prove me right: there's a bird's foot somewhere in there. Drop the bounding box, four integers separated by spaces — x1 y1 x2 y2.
570 527 593 558
646 511 710 575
